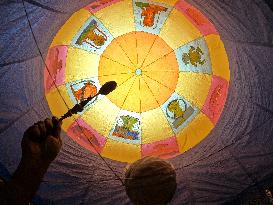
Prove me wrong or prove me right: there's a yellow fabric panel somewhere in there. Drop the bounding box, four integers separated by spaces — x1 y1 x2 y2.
46 85 76 131
94 0 135 38
99 73 134 89
116 32 138 66
143 52 178 73
122 77 141 112
159 9 202 50
98 56 133 76
141 107 174 144
142 75 173 106
143 52 178 100
144 70 178 91
153 0 178 6
99 72 134 87
175 72 212 109
135 32 157 68
102 38 135 68
176 112 213 153
106 76 136 109
50 9 92 47
81 97 120 136
102 139 141 162
205 35 230 81
65 47 100 83
139 77 161 112
142 37 174 67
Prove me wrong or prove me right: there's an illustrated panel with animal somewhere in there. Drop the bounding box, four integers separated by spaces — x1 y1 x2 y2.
202 76 229 124
161 93 199 134
141 136 180 159
133 0 171 34
66 78 104 114
175 37 212 74
109 111 141 144
67 118 106 154
72 17 114 54
44 46 68 94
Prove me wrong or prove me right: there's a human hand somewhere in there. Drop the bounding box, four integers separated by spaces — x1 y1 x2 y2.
0 118 62 205
21 117 62 166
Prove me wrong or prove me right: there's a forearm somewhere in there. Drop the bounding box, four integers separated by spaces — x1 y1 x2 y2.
1 159 49 205
0 179 9 205
0 117 62 205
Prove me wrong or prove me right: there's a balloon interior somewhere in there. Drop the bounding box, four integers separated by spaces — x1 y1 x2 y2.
45 0 230 162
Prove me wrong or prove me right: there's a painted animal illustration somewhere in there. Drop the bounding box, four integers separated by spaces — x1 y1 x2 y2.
46 48 62 90
70 81 97 102
112 115 139 140
182 46 205 67
70 125 102 151
135 2 167 27
76 21 107 48
167 99 194 129
148 143 178 159
185 7 207 26
168 100 185 128
209 84 223 117
81 127 100 148
120 115 139 131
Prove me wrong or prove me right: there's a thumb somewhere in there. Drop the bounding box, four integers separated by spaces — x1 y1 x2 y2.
52 116 62 138
44 135 62 161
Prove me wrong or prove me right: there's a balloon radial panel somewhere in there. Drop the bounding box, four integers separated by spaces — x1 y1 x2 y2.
45 0 230 162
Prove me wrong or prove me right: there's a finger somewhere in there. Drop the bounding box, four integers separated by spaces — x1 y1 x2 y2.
37 121 47 141
59 134 63 147
52 116 62 127
44 135 62 161
53 124 62 138
52 116 62 138
24 125 40 142
26 124 40 136
44 118 53 136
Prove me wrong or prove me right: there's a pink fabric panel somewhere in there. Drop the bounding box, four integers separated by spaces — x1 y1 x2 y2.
67 118 106 154
85 0 121 13
141 136 180 159
44 46 67 94
175 0 218 36
202 76 229 124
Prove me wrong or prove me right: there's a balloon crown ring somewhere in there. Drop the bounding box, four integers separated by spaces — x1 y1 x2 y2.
135 68 142 76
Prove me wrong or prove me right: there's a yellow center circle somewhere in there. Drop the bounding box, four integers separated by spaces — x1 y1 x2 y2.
99 31 179 113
